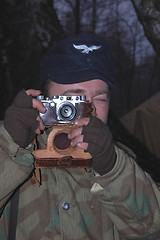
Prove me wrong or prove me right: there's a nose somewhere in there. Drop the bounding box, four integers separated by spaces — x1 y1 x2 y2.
90 101 96 117
85 96 94 116
85 95 97 117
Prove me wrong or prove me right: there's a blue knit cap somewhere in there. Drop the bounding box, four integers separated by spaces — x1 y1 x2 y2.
40 34 115 88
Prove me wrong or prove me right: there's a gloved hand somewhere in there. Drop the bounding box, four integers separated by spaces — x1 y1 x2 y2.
82 117 116 175
4 89 45 148
68 117 116 175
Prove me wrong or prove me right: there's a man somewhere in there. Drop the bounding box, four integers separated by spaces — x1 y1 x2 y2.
0 34 160 240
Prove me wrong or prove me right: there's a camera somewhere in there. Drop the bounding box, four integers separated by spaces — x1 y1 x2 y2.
33 94 93 170
37 95 92 126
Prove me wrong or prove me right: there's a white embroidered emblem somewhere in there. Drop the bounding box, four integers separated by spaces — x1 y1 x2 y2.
73 44 101 54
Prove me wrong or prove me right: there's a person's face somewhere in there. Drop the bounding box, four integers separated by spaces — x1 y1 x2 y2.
47 79 110 124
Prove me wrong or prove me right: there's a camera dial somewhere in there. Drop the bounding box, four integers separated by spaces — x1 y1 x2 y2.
49 102 55 108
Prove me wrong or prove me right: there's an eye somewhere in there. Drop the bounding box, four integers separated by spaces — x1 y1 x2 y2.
93 93 110 103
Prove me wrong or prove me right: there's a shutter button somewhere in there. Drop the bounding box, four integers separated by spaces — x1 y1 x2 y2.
62 202 70 210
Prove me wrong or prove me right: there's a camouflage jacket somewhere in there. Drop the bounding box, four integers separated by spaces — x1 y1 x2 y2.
0 123 160 240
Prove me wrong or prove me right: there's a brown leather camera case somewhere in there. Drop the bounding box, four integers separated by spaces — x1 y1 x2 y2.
32 125 92 168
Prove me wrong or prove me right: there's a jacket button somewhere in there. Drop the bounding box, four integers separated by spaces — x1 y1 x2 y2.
62 202 70 210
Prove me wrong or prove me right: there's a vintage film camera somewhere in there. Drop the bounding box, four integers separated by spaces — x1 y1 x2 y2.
32 95 93 169
38 95 91 125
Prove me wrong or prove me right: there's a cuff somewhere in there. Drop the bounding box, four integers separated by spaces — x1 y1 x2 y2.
0 123 34 167
0 123 20 156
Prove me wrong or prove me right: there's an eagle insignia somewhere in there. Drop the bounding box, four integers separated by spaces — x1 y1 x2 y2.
73 44 101 54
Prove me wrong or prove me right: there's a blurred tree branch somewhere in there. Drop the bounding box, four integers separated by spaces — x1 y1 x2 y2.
0 0 65 119
131 0 160 62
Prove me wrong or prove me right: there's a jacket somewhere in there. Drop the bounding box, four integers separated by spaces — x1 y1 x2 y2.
0 123 160 240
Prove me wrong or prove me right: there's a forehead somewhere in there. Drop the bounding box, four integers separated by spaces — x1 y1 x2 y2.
48 79 109 96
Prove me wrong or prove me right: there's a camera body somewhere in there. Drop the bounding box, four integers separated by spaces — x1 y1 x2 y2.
33 95 93 170
38 95 92 126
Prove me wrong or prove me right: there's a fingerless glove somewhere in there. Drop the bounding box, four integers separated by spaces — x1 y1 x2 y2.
82 117 116 175
4 90 39 148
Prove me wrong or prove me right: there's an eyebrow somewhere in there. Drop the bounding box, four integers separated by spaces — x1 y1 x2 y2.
62 89 86 95
63 89 109 96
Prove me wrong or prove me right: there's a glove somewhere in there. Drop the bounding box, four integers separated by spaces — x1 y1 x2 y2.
82 117 116 175
4 90 39 148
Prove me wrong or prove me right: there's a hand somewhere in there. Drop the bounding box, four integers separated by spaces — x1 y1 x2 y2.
4 89 46 148
68 117 116 175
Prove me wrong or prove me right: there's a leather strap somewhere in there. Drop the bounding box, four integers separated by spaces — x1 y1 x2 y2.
34 156 91 168
8 189 20 240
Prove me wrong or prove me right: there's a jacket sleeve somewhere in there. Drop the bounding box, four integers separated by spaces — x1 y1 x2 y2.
0 123 34 209
91 145 160 239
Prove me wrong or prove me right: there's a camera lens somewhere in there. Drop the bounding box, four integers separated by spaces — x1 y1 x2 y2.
58 102 76 121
